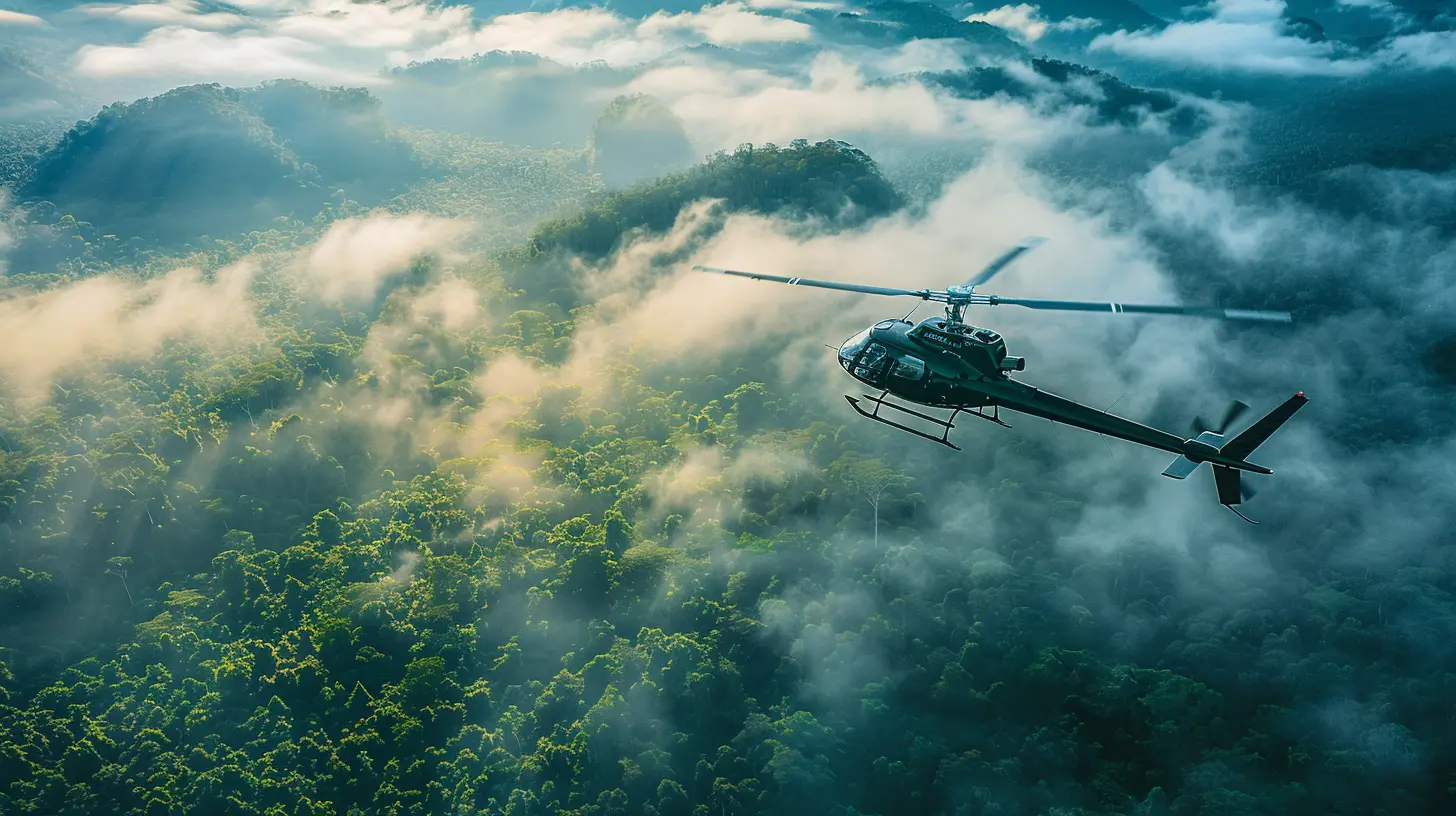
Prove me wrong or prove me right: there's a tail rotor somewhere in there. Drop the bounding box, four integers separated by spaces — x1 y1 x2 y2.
1192 400 1249 438
1161 392 1309 523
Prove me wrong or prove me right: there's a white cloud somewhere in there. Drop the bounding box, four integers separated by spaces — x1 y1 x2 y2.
1378 30 1456 70
964 4 1101 43
273 0 473 50
639 2 814 45
81 1 247 30
423 4 812 68
74 25 374 85
0 262 261 399
68 0 477 90
424 8 636 65
305 213 471 306
0 9 46 26
1089 0 1372 76
629 50 1096 155
1092 0 1456 76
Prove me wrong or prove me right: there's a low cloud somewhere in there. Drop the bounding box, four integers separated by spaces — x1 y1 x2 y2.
1090 0 1456 75
628 51 1090 154
0 9 47 26
1379 30 1456 70
273 0 471 50
64 2 826 97
1090 0 1370 76
80 1 248 30
964 4 1101 43
0 262 260 399
69 0 472 91
304 213 470 306
74 25 374 85
639 2 814 45
423 4 812 68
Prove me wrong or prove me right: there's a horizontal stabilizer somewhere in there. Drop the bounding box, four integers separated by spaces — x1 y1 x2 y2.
1161 455 1201 480
1221 392 1309 461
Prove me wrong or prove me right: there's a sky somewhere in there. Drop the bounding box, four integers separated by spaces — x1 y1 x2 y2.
0 0 1451 104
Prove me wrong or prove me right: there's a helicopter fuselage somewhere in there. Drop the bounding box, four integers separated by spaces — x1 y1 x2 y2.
837 316 1024 408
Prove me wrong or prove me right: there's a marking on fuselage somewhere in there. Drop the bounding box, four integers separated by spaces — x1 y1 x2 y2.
789 277 802 285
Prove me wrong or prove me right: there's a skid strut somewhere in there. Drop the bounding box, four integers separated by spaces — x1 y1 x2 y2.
844 392 1013 451
846 392 961 450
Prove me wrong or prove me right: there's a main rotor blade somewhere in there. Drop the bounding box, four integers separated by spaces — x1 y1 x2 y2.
694 266 929 299
965 236 1047 288
983 296 1293 323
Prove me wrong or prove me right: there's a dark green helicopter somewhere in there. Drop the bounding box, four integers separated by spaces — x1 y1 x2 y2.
694 237 1309 523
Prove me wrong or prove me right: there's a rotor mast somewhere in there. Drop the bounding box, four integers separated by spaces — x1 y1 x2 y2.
942 287 972 326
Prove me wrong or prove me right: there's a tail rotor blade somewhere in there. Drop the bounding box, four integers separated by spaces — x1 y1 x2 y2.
1192 400 1250 436
1218 401 1250 434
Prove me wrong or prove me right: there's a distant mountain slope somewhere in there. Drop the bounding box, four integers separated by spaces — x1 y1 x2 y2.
1226 72 1456 197
0 48 71 122
887 57 1199 130
587 94 697 189
1021 0 1165 31
20 82 425 243
807 0 1029 55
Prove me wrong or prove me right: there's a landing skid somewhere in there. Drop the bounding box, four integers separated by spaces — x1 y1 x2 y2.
844 392 1012 451
1225 505 1259 525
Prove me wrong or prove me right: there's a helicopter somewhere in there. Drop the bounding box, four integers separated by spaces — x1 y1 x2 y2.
693 237 1309 523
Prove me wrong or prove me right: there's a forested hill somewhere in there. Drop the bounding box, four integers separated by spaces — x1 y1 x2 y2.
21 81 426 243
0 49 72 121
509 139 904 307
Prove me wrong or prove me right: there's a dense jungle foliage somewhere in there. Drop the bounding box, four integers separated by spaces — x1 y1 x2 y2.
1 61 1454 816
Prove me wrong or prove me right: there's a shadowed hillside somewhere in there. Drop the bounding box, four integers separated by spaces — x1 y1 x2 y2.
20 82 426 243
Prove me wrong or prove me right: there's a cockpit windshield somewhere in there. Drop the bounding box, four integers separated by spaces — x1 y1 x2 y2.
838 328 872 363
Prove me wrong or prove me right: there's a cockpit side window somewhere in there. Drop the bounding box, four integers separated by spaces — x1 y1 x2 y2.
891 355 926 381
